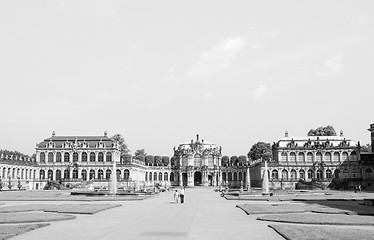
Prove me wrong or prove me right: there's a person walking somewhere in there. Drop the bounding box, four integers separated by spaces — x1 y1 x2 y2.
173 189 179 203
180 187 185 204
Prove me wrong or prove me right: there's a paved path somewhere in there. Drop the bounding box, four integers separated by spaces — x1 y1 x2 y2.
12 187 283 240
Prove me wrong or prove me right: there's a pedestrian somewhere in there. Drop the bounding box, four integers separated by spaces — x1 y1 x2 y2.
180 187 185 204
359 185 362 192
174 189 179 203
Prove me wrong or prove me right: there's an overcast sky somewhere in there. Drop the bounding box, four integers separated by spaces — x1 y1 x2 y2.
1 1 373 156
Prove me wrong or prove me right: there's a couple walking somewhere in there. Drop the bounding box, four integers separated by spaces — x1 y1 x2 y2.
173 187 185 204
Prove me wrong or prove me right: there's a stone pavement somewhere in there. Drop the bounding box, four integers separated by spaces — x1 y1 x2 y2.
11 187 283 240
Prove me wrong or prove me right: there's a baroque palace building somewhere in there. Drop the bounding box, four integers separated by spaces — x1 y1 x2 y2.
249 130 364 189
2 125 374 191
171 134 248 188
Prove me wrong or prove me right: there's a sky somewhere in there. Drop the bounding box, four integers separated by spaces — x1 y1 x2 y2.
0 1 373 157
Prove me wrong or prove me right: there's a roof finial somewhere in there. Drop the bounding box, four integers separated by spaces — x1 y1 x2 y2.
104 131 107 137
340 130 344 137
196 134 199 142
285 130 289 137
52 131 55 137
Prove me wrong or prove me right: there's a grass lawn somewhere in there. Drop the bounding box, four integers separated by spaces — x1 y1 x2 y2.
304 200 374 215
269 224 374 240
236 203 350 215
0 212 75 223
0 224 50 240
0 203 122 214
258 212 374 225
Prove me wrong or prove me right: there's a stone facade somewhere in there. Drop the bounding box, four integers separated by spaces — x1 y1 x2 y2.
171 134 224 187
249 131 363 190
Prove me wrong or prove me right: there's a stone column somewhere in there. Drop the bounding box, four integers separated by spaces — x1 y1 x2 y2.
109 161 117 194
262 161 270 196
246 167 251 190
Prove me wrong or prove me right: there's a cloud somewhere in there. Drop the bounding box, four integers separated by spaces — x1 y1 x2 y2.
315 55 343 77
351 16 371 26
252 84 268 99
187 37 247 80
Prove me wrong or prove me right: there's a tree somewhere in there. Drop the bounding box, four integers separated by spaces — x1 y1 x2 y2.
238 155 247 166
135 149 146 157
145 155 154 166
307 125 337 136
162 156 170 166
221 156 229 166
136 155 145 163
247 142 272 161
154 155 162 166
122 154 132 164
111 134 130 155
230 156 238 166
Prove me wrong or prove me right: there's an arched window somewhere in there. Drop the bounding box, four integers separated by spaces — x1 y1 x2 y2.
81 169 87 181
124 169 130 180
222 172 227 181
90 152 96 162
64 169 70 179
271 170 278 179
333 152 340 162
73 152 78 162
289 152 296 163
56 170 62 180
299 169 305 179
351 151 357 161
39 170 45 179
326 169 332 179
154 172 157 181
89 169 95 180
48 152 53 162
282 169 288 179
307 169 313 179
325 152 332 163
290 169 296 179
164 172 168 181
116 169 121 180
228 172 232 181
334 169 340 178
12 168 15 178
106 152 112 162
47 169 53 180
159 172 163 181
170 172 174 181
298 152 305 162
316 169 323 179
72 169 78 179
149 172 152 181
56 152 62 162
81 152 87 162
145 172 148 181
64 152 70 162
233 172 237 181
342 152 349 161
316 152 322 162
105 169 111 179
98 152 104 162
40 153 46 162
351 168 358 178
281 152 287 162
239 172 243 181
98 169 104 179
306 152 313 162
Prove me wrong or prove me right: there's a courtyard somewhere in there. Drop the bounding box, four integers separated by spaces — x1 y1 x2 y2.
0 188 373 239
